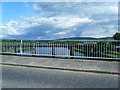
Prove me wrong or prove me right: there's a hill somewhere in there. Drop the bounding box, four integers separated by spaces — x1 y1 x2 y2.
57 37 113 40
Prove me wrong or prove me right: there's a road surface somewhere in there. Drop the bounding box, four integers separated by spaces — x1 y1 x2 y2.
2 65 119 88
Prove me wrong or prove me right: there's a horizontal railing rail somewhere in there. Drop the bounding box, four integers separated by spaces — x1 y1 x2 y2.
0 39 120 60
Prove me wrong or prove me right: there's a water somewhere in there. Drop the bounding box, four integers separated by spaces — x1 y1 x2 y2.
23 47 84 57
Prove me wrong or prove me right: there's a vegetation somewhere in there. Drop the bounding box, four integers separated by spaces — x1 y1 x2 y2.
75 41 120 58
113 32 120 40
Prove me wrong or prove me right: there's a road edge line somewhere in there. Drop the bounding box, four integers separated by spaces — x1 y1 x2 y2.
0 63 119 75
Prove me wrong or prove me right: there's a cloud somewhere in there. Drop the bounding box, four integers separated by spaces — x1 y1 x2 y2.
1 2 118 39
1 16 92 39
0 35 5 38
53 31 67 35
21 16 92 28
33 2 118 17
81 26 117 38
1 20 22 36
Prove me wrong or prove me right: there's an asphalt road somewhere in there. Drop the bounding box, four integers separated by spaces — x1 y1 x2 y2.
2 65 119 88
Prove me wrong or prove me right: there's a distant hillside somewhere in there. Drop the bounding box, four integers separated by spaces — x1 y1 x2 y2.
57 37 113 40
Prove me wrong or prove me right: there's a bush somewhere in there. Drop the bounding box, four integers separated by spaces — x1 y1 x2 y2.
113 32 120 40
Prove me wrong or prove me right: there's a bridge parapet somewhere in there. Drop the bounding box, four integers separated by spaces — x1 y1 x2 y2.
1 40 120 60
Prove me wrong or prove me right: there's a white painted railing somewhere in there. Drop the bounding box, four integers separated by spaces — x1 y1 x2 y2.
1 40 120 60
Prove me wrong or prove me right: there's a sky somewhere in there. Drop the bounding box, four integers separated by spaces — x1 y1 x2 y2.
0 2 118 39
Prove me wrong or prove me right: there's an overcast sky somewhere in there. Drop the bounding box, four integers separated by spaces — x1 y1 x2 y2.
1 2 118 39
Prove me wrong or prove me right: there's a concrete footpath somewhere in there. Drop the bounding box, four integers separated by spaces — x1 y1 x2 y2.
0 55 120 74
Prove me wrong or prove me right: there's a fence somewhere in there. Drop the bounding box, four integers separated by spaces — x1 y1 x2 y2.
1 39 120 60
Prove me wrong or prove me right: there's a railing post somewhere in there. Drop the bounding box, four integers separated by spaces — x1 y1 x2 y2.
52 47 55 56
11 46 16 53
32 47 36 54
13 46 17 53
32 43 36 54
69 44 74 56
20 40 23 54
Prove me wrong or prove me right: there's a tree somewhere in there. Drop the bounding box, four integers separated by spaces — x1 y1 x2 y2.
113 32 120 40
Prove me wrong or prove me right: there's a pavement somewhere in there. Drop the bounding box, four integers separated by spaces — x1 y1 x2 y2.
0 55 120 74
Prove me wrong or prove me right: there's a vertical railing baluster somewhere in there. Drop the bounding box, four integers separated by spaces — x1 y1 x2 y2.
86 42 87 57
39 42 41 55
4 41 5 52
67 41 68 56
25 41 26 54
23 41 24 54
29 41 30 54
42 42 43 55
58 41 59 56
7 41 9 52
42 42 44 55
62 41 63 56
52 41 55 56
37 41 39 55
88 42 89 57
17 40 18 53
110 41 112 59
23 40 24 54
43 42 45 55
47 42 48 55
60 41 62 56
20 40 23 55
32 42 36 55
67 41 69 56
37 42 39 55
79 41 80 57
8 41 9 52
80 41 82 57
105 42 106 58
4 42 7 52
76 42 77 57
35 41 36 55
59 41 61 56
78 41 80 57
12 40 14 53
75 42 76 57
94 41 96 58
98 41 100 58
10 41 11 52
28 41 30 54
116 42 117 59
50 41 51 56
100 42 101 58
55 41 57 56
65 41 67 57
27 41 28 54
47 41 49 56
61 41 62 56
26 41 27 54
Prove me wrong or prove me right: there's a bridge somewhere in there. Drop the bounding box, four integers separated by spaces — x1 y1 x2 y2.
1 40 120 88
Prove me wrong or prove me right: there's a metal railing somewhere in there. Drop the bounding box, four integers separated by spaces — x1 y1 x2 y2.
0 39 120 60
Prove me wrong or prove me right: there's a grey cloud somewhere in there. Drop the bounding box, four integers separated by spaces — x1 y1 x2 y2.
2 2 118 39
33 2 118 17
